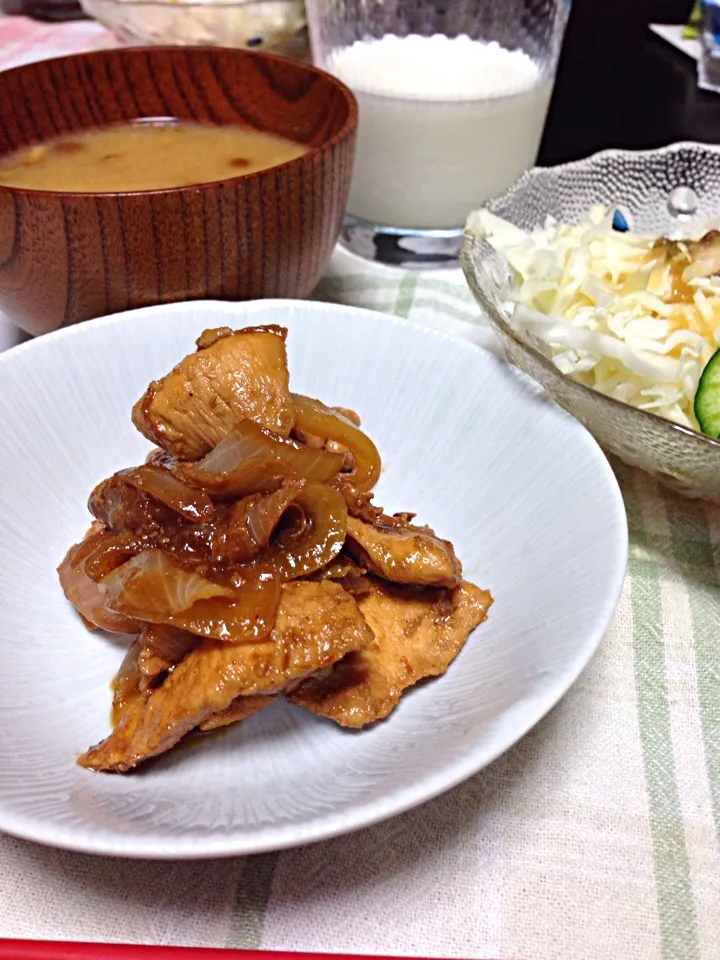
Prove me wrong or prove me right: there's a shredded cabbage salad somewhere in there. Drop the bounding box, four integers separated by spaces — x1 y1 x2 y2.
468 205 720 430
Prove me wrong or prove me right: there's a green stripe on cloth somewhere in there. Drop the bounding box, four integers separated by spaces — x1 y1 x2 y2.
394 273 418 317
665 497 720 844
311 280 396 314
622 467 699 960
227 853 278 948
314 278 481 324
314 275 403 302
409 297 481 323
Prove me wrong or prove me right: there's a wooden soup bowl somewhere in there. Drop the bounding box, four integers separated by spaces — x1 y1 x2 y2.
0 46 357 335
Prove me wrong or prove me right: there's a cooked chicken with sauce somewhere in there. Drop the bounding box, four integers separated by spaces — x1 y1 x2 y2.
80 580 374 773
132 325 296 458
289 578 492 727
345 515 461 588
58 325 493 772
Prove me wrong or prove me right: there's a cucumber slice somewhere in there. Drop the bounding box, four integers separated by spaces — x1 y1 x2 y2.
694 348 720 436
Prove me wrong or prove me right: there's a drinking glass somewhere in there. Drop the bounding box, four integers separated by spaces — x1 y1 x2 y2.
305 0 571 267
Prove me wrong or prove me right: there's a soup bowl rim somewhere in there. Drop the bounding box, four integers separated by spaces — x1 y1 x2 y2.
0 44 358 201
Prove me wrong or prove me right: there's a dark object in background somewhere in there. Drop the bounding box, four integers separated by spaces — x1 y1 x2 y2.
539 0 714 165
0 0 86 20
652 0 695 20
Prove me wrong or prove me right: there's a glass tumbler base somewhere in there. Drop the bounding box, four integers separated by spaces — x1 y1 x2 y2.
339 214 463 269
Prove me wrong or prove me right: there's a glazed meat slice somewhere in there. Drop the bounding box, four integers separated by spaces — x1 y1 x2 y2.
109 626 202 731
132 326 295 460
288 578 492 727
88 475 189 540
136 623 202 688
89 466 215 536
198 695 278 732
345 515 461 588
79 580 374 772
331 478 384 525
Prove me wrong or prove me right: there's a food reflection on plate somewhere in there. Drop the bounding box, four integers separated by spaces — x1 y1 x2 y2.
0 121 309 193
58 325 492 773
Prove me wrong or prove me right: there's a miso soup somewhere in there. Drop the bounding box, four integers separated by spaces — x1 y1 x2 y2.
0 121 309 192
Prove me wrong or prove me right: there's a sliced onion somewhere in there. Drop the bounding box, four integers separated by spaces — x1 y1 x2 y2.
167 574 282 642
101 549 281 643
247 484 303 549
181 421 344 495
331 406 361 426
58 532 141 634
100 548 236 620
292 394 381 490
273 502 309 548
682 230 720 281
212 482 304 565
263 482 347 579
119 465 215 522
184 454 300 500
83 530 146 583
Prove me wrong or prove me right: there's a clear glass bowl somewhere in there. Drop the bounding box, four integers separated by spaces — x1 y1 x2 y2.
461 142 720 503
79 0 309 59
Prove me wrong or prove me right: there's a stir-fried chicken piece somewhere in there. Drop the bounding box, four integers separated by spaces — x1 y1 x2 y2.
345 515 461 588
331 478 384 525
110 625 203 731
136 623 201 686
132 326 295 460
198 695 278 732
309 553 372 598
89 476 171 536
80 580 374 772
288 578 492 727
118 628 276 734
89 466 215 536
137 627 276 732
136 646 174 688
88 476 192 542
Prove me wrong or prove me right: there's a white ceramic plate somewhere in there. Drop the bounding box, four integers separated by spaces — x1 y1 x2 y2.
0 300 627 859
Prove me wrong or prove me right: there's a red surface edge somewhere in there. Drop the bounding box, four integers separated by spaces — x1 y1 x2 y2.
0 943 503 960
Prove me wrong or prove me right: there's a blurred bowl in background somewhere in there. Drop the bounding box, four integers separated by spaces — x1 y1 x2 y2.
79 0 309 59
0 45 357 336
461 142 720 504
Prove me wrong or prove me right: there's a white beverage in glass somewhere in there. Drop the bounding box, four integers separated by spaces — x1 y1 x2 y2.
327 34 554 230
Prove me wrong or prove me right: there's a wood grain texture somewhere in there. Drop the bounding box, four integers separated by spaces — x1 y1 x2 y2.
0 46 357 334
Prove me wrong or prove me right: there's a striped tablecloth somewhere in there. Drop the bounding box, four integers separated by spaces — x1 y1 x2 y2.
0 16 718 960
